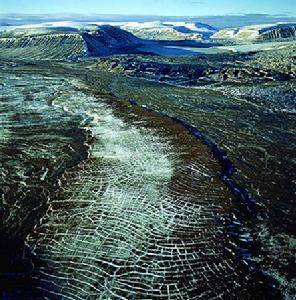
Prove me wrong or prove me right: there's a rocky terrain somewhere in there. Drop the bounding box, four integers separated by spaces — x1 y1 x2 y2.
96 41 296 85
213 23 296 41
92 47 296 298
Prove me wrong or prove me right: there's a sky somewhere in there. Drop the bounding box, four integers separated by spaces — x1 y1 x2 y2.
0 0 296 17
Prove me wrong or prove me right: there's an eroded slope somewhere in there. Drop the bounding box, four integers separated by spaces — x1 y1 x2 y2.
0 26 142 60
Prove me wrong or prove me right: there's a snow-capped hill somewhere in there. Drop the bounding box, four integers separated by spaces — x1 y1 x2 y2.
212 23 296 41
119 21 216 40
122 26 202 41
259 23 296 40
121 21 164 29
0 25 143 60
0 20 218 41
162 22 216 33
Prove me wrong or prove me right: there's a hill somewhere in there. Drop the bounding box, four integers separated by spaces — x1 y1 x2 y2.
0 24 142 60
212 23 296 41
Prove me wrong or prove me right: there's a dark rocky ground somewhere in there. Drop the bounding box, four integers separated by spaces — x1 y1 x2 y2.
96 44 296 85
92 46 296 298
0 42 295 299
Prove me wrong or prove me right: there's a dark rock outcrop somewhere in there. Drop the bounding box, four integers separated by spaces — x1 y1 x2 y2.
97 57 295 85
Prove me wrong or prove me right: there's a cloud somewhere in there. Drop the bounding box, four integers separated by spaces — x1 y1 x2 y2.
1 12 296 28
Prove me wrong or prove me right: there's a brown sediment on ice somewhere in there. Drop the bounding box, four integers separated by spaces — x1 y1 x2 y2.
0 69 92 297
25 79 278 299
1 61 282 299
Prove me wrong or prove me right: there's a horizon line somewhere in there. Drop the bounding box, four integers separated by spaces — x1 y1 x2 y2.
1 12 296 18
